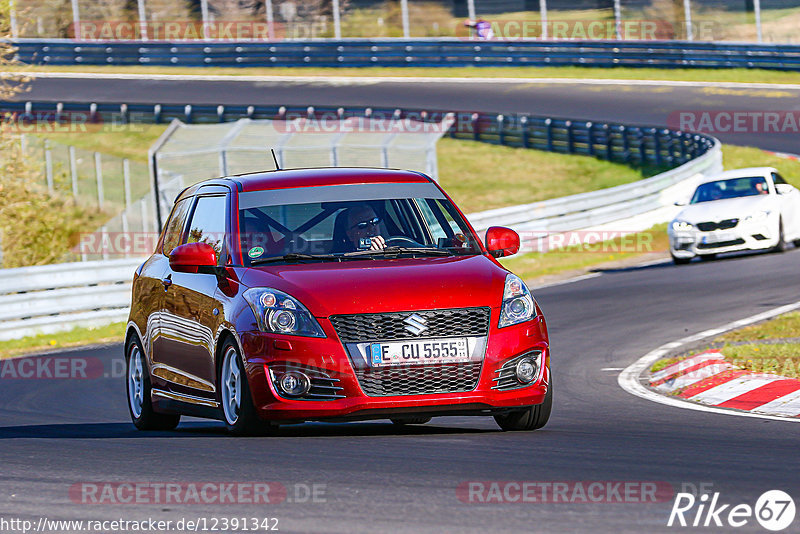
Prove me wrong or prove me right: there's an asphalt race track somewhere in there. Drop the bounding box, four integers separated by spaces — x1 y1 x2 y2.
1 75 799 533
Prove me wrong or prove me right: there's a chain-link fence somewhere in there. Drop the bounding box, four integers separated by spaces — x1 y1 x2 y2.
19 135 157 261
10 0 800 43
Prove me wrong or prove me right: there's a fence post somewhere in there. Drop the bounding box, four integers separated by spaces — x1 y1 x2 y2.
539 0 548 40
613 0 622 40
400 0 410 38
265 0 275 40
497 115 505 145
545 118 553 151
44 140 54 192
637 128 647 164
754 0 763 43
123 159 132 209
604 124 613 161
586 122 595 157
70 0 80 38
69 146 78 199
9 0 18 39
683 0 693 41
520 116 529 148
333 0 342 39
19 133 26 155
621 125 630 162
94 152 104 209
566 121 574 154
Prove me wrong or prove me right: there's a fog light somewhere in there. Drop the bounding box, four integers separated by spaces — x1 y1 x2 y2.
278 371 310 397
515 357 538 384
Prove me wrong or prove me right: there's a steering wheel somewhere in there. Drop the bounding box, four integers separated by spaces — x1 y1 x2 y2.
385 236 424 248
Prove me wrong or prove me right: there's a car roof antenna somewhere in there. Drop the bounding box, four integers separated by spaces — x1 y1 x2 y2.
270 148 281 170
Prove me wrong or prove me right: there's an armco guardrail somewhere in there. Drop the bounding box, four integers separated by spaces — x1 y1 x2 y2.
10 39 800 70
468 139 721 236
0 101 714 171
0 258 142 341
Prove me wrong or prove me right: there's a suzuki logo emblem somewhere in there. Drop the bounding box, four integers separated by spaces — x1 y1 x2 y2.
403 314 428 336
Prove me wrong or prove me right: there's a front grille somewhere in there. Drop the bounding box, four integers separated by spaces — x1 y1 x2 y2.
697 238 745 250
354 362 482 397
268 364 345 401
330 307 490 343
697 219 739 232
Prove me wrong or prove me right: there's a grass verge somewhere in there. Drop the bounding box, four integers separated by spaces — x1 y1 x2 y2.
0 322 126 360
10 64 800 85
650 312 800 379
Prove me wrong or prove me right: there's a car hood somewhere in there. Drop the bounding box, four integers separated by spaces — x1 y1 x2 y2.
676 195 776 224
239 255 508 317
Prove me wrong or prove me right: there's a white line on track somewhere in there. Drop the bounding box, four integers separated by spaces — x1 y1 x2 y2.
531 272 602 290
617 300 800 423
7 71 800 91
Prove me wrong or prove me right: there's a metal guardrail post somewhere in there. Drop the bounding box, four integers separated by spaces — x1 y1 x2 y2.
184 105 193 123
565 121 574 154
94 152 104 208
520 116 529 149
586 122 595 157
69 145 78 199
604 125 613 161
153 104 162 124
545 118 553 152
217 105 225 122
620 125 630 163
497 115 505 145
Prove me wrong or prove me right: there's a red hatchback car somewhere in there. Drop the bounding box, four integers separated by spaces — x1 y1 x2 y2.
126 168 552 434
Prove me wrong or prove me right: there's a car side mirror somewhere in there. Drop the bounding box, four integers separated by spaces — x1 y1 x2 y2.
169 242 217 273
775 183 795 195
485 226 520 258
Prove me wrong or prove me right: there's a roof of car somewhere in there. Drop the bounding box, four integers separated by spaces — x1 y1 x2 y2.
226 167 432 192
700 167 778 184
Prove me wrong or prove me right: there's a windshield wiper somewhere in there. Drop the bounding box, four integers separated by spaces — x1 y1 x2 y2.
250 253 342 265
343 246 454 258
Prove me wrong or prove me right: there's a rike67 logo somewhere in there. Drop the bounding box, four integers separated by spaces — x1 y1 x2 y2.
668 490 795 531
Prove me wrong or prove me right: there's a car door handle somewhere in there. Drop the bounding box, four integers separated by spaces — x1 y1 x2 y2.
161 276 172 289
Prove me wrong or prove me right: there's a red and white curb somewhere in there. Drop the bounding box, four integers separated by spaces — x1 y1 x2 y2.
650 351 800 417
618 300 800 422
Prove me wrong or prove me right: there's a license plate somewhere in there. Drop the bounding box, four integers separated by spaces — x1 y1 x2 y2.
369 338 469 367
703 232 736 244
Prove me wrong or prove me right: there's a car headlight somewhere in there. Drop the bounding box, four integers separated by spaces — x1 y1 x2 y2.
745 210 771 222
671 220 694 231
499 274 537 328
243 288 325 337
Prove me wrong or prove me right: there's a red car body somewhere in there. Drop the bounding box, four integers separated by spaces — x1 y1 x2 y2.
125 168 551 433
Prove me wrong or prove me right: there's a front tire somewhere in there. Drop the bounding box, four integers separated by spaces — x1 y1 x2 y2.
494 378 553 431
699 253 717 261
220 339 265 436
773 220 786 253
126 336 180 431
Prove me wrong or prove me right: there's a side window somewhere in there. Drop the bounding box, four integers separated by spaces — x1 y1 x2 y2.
772 172 787 186
162 198 192 255
185 195 228 264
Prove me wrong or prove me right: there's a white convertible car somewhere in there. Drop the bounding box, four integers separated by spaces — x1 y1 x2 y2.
669 167 800 265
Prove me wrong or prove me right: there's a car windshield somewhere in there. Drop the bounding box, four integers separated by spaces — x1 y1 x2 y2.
238 183 482 265
690 177 769 204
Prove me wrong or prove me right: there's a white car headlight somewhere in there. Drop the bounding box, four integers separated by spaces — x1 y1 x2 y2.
671 220 694 232
745 210 771 222
499 274 537 328
243 288 325 337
